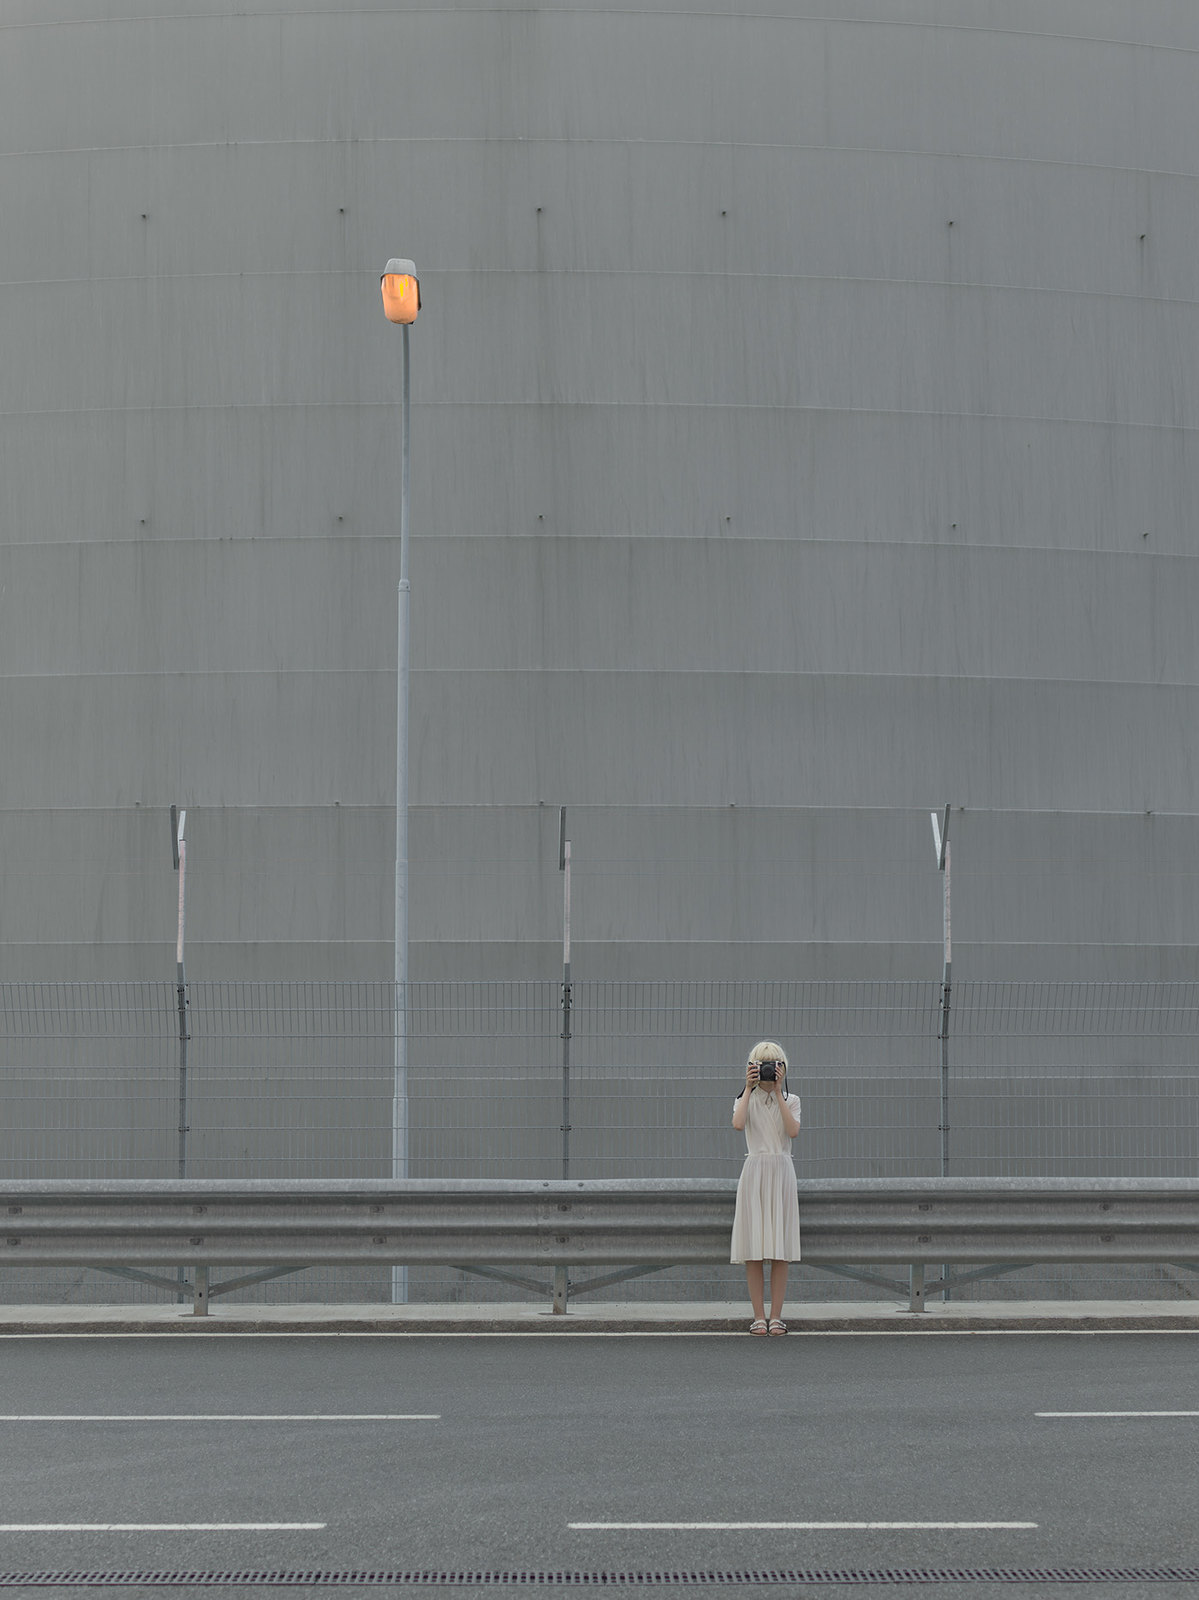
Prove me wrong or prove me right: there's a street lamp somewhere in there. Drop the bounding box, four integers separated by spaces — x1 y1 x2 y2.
381 262 420 326
381 258 419 1304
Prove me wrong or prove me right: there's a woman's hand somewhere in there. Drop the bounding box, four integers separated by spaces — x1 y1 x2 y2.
745 1061 760 1094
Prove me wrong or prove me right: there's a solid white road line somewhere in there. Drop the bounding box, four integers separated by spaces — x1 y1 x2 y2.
0 1414 438 1422
1037 1410 1199 1418
569 1521 1038 1531
0 1523 326 1532
7 1329 1198 1339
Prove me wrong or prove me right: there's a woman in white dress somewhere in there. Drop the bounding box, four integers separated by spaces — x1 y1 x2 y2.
731 1040 801 1335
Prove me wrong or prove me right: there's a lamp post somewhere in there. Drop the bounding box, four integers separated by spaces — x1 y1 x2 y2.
381 259 420 1305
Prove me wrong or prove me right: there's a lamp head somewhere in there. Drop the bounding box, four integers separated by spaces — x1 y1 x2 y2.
381 259 420 324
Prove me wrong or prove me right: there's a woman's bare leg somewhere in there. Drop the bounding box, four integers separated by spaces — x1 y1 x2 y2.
768 1261 788 1322
745 1261 766 1322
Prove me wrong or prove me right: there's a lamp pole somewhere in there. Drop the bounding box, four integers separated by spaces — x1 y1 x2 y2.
382 259 420 1306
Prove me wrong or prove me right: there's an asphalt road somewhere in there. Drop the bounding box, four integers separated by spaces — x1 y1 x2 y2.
0 1332 1197 1598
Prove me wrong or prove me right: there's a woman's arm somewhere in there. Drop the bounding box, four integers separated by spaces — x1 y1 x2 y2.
773 1084 800 1138
732 1062 758 1129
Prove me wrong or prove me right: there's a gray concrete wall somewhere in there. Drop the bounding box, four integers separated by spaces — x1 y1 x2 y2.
3 0 1199 987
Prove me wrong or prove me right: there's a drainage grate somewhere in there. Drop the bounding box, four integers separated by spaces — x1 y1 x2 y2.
2 1570 1199 1589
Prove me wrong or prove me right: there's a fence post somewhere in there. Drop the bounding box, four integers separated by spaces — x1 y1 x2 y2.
171 807 190 1309
931 807 952 1303
192 1264 209 1316
171 806 189 1182
556 814 574 1314
559 811 572 1184
939 841 951 1187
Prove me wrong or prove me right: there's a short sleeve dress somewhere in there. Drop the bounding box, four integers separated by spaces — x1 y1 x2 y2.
730 1086 802 1263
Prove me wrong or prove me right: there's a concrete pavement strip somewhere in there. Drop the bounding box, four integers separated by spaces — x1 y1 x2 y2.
1 1300 1198 1333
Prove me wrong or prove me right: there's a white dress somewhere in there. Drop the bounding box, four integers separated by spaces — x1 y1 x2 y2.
730 1087 802 1263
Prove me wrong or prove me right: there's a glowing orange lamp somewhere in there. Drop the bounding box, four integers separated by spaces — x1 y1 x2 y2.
381 259 420 324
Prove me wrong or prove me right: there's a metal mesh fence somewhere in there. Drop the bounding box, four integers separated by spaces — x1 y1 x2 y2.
0 983 179 1180
1 979 1197 1305
949 981 1199 1179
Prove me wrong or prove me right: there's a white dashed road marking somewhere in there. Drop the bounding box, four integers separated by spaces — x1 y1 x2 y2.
1038 1410 1199 1418
0 1414 438 1422
0 1523 326 1532
569 1521 1038 1531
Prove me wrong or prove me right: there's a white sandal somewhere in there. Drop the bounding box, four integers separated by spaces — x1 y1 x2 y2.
768 1318 788 1336
749 1318 768 1335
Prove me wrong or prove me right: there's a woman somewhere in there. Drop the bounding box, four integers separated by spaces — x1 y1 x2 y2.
731 1040 801 1334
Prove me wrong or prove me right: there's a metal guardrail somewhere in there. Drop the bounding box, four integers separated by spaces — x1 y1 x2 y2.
4 1177 1199 1316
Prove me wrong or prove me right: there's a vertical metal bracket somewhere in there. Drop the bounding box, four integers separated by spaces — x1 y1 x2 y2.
192 1265 210 1316
552 1265 570 1315
908 1263 926 1313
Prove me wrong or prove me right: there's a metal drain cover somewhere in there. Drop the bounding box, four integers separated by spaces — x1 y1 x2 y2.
3 1569 1199 1588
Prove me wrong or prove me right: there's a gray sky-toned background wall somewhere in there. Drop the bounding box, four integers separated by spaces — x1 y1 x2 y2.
4 0 1199 984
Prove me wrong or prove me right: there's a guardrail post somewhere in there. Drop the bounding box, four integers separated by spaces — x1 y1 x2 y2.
908 1263 925 1313
192 1265 210 1316
553 1265 569 1314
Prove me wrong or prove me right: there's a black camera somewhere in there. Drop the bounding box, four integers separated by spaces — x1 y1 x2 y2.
755 1062 778 1082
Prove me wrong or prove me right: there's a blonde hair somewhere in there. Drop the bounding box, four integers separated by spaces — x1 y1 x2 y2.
748 1039 788 1080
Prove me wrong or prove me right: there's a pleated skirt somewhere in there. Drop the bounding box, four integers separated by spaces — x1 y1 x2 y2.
730 1151 802 1263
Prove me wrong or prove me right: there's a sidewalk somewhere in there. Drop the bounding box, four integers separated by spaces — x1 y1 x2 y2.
3 1299 1199 1333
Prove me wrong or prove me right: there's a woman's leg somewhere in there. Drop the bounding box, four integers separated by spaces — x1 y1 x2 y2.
745 1261 766 1322
768 1260 788 1322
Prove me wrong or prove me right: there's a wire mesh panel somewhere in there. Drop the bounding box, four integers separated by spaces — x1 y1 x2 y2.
949 982 1199 1178
2 977 1199 1305
0 983 177 1178
569 981 942 1181
185 982 393 1179
408 982 561 1181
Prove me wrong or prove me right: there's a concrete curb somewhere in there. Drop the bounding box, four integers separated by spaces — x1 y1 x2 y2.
3 1301 1199 1333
